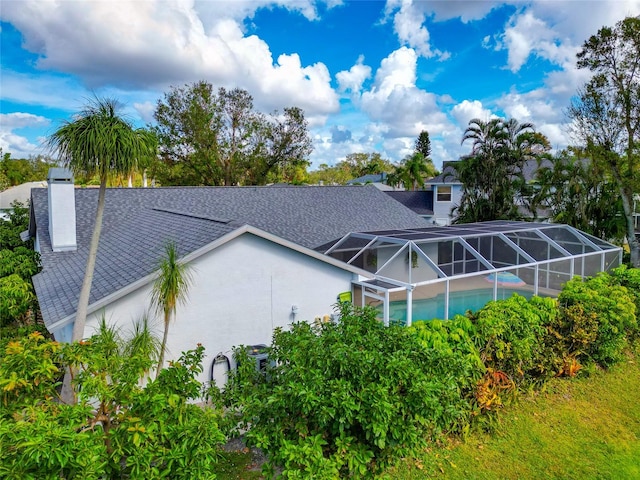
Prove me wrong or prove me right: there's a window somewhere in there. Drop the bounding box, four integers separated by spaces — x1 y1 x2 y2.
437 186 452 202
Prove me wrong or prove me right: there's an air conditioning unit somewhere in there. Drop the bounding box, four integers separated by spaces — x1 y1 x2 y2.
236 344 274 374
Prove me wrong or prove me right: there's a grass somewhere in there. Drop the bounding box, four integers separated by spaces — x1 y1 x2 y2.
390 353 640 479
213 450 264 480
213 353 640 479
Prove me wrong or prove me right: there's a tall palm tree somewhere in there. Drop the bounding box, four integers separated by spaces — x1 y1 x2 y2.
457 117 550 223
151 242 193 377
48 97 157 343
404 152 437 191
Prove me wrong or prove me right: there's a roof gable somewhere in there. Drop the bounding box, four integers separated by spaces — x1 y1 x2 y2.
31 185 429 328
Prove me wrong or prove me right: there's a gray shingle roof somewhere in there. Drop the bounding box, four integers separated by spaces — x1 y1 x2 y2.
385 191 434 215
425 164 461 185
31 185 430 328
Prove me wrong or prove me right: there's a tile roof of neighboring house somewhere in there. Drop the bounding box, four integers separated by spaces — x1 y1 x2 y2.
385 191 434 216
31 185 430 328
0 181 47 209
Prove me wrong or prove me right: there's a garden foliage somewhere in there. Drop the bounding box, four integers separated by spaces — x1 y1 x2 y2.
225 304 467 478
410 315 485 424
0 323 225 479
558 275 636 366
0 201 40 327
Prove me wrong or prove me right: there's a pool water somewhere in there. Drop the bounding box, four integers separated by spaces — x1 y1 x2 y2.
387 288 539 324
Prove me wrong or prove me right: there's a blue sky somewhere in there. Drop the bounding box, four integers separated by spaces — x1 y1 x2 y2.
1 0 639 170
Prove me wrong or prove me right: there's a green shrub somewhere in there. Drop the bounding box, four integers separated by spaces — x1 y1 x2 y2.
608 265 640 339
558 275 636 367
0 247 41 280
225 304 466 477
0 325 225 479
410 315 485 427
0 274 35 326
469 294 549 385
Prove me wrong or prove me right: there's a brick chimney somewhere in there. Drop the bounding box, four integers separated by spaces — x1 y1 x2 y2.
47 168 77 252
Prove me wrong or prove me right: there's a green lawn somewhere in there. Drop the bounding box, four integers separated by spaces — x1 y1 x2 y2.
214 354 640 479
390 354 640 480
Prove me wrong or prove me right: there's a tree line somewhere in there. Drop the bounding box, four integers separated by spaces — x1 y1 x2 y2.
2 17 637 265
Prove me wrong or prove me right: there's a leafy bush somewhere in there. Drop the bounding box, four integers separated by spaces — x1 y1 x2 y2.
0 273 35 326
469 294 550 385
410 315 485 427
0 201 31 251
608 265 640 340
225 304 463 477
558 275 636 367
0 246 41 280
0 323 225 479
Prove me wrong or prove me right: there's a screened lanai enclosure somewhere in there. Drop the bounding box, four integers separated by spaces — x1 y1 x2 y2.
322 221 622 326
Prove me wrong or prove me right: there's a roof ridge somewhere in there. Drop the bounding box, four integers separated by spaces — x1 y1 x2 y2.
151 207 232 224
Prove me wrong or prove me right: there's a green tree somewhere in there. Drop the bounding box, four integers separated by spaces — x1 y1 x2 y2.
153 81 312 186
48 98 157 344
151 242 193 377
414 130 432 158
533 149 626 240
0 149 57 187
570 16 640 266
454 117 550 223
308 152 394 185
403 152 437 190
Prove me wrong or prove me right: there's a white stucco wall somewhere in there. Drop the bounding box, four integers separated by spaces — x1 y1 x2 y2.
433 185 462 225
82 233 355 386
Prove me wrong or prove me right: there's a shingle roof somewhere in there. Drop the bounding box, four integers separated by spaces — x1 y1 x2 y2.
31 185 430 328
385 191 434 215
425 164 461 185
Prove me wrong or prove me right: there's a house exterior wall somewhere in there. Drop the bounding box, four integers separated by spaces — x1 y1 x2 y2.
432 185 462 225
81 233 355 386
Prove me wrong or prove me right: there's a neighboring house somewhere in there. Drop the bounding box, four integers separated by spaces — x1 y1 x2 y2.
346 173 394 191
423 164 463 225
0 180 46 219
385 163 462 225
28 171 430 385
389 160 553 226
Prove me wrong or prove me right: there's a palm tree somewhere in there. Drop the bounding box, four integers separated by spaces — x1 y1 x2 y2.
151 242 193 377
48 97 157 343
404 152 437 190
457 117 550 223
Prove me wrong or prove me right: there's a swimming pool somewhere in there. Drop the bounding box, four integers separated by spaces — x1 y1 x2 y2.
387 288 539 324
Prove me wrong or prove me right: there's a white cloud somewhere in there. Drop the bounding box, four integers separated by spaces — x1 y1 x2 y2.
384 0 449 59
502 10 577 73
427 1 503 23
0 113 50 158
133 102 157 124
451 100 495 128
358 47 450 138
498 2 640 73
1 0 340 119
336 56 372 94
